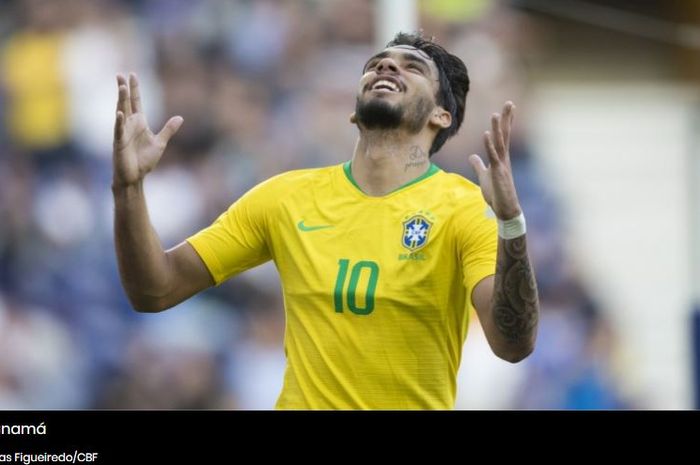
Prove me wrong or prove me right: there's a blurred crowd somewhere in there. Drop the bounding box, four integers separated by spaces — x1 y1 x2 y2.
0 0 633 409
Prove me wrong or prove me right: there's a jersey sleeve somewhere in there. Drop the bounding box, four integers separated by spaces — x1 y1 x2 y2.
453 197 498 304
186 180 274 285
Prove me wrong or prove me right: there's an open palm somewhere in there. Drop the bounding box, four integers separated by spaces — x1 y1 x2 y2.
112 73 183 187
468 101 522 221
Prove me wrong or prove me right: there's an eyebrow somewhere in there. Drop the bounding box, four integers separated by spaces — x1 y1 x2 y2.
362 51 432 74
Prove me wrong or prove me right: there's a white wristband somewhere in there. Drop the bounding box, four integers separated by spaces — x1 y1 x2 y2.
498 212 526 240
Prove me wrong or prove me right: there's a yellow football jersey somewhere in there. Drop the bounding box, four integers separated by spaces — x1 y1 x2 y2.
187 161 497 409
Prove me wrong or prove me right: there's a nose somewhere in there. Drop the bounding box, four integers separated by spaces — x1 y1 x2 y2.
375 57 399 73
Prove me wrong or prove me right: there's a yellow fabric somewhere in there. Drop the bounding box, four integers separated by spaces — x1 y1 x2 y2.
2 32 69 149
187 163 497 409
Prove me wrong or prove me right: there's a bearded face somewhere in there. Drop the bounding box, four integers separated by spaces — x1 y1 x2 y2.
354 91 433 133
354 46 440 134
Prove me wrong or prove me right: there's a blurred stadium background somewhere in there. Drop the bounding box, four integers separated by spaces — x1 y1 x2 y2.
0 0 697 409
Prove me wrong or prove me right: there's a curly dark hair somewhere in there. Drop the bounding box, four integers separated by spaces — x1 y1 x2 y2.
386 32 470 156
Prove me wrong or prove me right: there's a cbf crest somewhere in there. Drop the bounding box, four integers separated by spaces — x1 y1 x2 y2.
402 215 432 251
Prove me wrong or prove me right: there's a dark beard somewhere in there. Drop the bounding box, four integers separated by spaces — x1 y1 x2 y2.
355 94 433 133
355 98 403 130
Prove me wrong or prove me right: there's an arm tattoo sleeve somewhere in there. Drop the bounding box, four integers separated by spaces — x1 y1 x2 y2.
492 235 539 346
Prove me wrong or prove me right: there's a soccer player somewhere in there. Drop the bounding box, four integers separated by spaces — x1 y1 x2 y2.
112 32 539 409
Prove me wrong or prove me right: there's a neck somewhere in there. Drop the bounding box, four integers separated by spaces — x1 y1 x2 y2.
350 129 432 196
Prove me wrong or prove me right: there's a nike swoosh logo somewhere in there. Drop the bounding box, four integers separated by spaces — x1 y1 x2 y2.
297 220 334 232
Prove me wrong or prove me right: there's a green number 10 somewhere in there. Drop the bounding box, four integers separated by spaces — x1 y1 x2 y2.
333 259 379 315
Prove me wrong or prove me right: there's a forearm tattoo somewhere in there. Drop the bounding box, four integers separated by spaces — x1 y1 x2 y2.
492 235 539 344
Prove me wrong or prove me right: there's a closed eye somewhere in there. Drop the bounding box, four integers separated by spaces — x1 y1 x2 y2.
364 61 378 72
406 63 423 73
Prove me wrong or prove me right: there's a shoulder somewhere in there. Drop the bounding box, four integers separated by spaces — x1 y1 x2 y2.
242 165 336 197
434 169 495 236
233 164 337 211
251 165 336 194
435 170 485 208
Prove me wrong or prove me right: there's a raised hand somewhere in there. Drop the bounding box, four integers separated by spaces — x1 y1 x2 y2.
112 73 184 188
468 101 522 221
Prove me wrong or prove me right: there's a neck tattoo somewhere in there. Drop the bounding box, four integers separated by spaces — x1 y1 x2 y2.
404 145 428 172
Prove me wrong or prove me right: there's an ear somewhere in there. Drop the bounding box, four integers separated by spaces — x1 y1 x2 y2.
349 112 357 124
429 107 451 130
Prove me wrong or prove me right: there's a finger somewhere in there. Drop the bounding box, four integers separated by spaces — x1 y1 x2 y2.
117 74 129 117
116 74 125 112
118 75 132 116
117 85 130 117
483 131 500 165
113 110 124 142
118 84 132 118
116 74 127 115
502 101 515 148
116 73 127 89
491 112 505 157
155 116 184 146
468 154 488 181
129 72 143 113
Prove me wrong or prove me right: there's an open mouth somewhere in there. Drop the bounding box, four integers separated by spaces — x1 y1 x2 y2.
369 79 401 93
